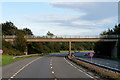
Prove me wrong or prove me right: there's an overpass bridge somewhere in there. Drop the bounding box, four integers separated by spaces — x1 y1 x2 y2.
3 35 119 58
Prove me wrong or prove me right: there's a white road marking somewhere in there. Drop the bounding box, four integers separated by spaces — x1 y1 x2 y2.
52 71 54 74
10 57 41 78
50 64 52 65
64 57 94 79
51 67 53 69
10 77 13 78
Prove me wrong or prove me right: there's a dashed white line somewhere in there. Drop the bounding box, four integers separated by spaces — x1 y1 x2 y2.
64 57 94 79
52 71 54 74
54 78 57 80
10 77 13 78
10 57 41 78
51 67 53 69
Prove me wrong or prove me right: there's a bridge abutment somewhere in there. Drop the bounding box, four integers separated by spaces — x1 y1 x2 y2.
24 46 28 55
111 40 118 58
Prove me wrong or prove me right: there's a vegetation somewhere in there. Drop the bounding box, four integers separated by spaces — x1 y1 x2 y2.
2 39 24 55
2 54 39 66
94 24 120 58
68 57 120 80
14 31 27 52
1 21 95 55
2 21 119 59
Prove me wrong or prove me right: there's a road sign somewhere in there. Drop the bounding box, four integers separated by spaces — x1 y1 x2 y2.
89 52 94 62
0 50 3 54
89 52 94 57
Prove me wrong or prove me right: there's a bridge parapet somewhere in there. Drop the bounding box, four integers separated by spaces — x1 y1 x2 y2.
2 35 120 39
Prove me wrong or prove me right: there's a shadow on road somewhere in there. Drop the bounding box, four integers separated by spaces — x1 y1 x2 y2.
47 53 69 57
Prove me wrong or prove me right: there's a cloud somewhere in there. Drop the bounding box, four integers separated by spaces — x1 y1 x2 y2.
22 2 117 35
50 2 118 21
24 12 117 31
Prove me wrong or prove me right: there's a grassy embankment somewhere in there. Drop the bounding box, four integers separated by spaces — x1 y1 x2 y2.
1 54 41 66
60 50 94 53
48 50 94 54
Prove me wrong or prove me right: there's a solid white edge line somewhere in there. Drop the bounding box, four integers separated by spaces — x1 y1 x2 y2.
10 57 41 78
64 57 94 79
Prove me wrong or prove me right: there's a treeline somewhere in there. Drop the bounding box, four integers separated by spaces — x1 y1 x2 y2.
2 21 33 55
94 24 120 58
1 21 95 55
28 42 95 54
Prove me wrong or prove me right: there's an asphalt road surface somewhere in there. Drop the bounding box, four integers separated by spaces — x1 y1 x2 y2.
74 52 120 70
2 54 95 80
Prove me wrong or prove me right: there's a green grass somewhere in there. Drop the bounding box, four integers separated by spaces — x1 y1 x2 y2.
60 51 69 53
60 50 74 53
48 50 94 54
1 54 40 66
60 50 94 53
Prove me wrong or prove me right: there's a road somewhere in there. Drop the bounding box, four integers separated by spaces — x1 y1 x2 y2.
2 54 95 80
74 52 120 70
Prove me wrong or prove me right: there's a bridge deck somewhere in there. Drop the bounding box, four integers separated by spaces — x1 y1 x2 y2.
4 38 118 42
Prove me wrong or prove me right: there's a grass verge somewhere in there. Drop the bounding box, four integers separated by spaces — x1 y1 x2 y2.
68 56 120 80
2 54 41 66
60 50 94 53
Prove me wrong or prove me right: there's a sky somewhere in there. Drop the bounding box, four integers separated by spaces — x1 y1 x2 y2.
1 2 118 36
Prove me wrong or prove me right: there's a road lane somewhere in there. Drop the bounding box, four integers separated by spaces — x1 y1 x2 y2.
51 57 93 78
80 57 120 70
14 57 54 78
74 52 120 70
3 56 94 79
2 57 41 78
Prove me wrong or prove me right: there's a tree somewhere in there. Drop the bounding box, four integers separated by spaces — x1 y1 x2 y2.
2 21 17 35
101 31 107 35
47 31 54 38
94 24 120 58
23 28 33 35
113 24 120 34
107 28 113 35
14 31 26 52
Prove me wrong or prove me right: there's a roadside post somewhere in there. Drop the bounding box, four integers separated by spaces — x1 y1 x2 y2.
89 52 94 62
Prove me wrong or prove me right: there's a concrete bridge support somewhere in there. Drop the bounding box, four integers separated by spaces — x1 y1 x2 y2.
69 41 71 56
111 40 118 58
24 46 28 55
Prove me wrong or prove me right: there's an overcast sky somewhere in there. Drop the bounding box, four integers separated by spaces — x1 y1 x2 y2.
1 2 118 36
